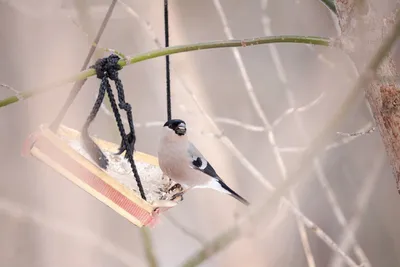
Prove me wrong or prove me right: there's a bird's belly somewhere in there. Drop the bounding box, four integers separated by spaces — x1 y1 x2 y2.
158 150 191 185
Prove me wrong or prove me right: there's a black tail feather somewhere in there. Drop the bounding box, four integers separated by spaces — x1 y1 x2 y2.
218 180 250 206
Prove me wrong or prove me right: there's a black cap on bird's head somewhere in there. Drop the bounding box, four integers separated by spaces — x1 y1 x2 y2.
164 119 187 136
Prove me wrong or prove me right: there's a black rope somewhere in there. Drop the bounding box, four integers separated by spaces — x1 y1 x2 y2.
82 55 146 200
164 0 172 121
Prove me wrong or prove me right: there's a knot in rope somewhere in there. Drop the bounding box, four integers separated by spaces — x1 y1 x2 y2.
92 54 121 80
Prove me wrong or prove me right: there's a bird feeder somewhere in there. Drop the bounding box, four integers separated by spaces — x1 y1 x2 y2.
22 124 181 228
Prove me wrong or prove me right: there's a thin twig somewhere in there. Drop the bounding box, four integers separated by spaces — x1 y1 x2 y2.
0 199 143 266
164 214 207 245
336 126 376 137
49 0 118 131
314 159 371 267
0 35 331 109
283 200 358 266
117 0 163 47
328 152 385 267
0 83 22 99
140 228 159 267
214 117 265 132
271 92 324 128
277 146 307 153
278 121 375 153
180 10 400 267
325 122 375 151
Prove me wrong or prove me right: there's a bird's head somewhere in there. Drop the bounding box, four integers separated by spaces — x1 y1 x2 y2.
163 119 187 136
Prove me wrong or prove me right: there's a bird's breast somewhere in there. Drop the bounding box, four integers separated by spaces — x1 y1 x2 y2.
157 139 189 179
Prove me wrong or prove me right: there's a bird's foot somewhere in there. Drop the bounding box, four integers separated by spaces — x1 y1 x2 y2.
168 183 185 203
168 183 184 194
170 191 184 202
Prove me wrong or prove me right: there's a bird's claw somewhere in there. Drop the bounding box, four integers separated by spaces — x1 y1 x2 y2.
168 183 184 194
170 191 184 202
168 184 185 203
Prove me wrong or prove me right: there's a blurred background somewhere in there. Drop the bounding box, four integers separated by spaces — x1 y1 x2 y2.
0 0 400 266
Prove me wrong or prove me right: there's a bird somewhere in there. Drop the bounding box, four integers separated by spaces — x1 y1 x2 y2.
157 119 249 206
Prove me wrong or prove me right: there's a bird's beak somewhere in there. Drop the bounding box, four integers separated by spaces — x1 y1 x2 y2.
176 123 186 135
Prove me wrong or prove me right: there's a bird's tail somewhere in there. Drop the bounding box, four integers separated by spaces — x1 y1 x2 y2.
218 180 250 206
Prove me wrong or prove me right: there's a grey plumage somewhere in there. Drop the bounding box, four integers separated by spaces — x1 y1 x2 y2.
157 119 249 206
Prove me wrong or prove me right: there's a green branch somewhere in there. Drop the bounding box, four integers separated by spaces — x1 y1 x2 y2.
141 228 159 267
0 35 331 109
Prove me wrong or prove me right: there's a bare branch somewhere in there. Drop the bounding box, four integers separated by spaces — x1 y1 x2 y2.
117 0 163 48
0 199 143 266
328 153 385 267
314 159 371 267
283 200 359 267
325 122 375 151
272 93 324 128
164 214 206 245
336 126 376 137
49 0 118 131
214 117 265 132
140 228 159 267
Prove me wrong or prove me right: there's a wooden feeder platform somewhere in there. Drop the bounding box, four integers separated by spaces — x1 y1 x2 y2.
22 124 180 228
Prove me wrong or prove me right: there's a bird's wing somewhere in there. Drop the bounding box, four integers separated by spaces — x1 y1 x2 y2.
188 142 250 206
188 142 219 178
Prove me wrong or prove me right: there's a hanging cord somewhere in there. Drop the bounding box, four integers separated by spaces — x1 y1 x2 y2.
164 0 172 121
82 55 146 200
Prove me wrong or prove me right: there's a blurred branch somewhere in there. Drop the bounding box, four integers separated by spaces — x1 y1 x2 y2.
272 92 324 127
0 198 143 266
214 117 265 132
179 11 400 267
0 35 331 108
164 214 206 245
49 0 117 130
328 152 384 267
314 159 371 267
336 126 376 137
1 83 22 99
140 228 159 267
117 0 163 48
318 0 338 15
277 121 375 153
282 200 358 267
325 122 375 151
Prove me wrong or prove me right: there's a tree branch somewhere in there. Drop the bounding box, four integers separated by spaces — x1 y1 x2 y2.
140 228 159 267
49 0 117 130
0 35 331 108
